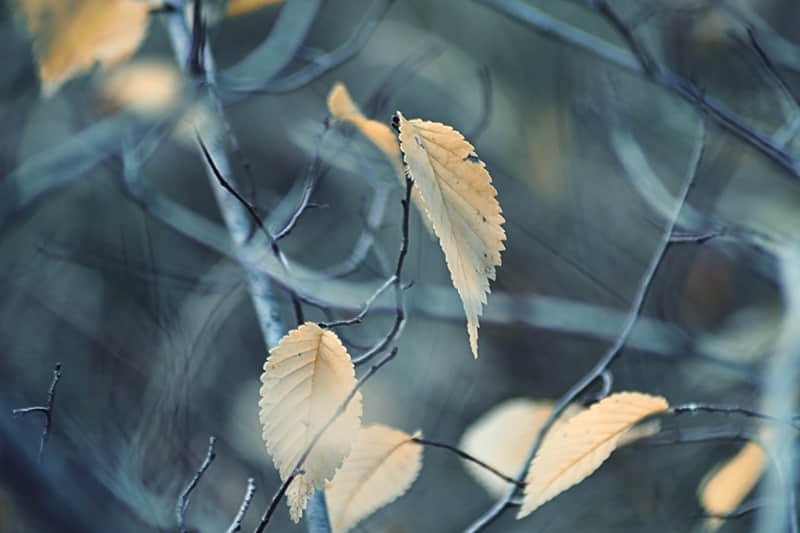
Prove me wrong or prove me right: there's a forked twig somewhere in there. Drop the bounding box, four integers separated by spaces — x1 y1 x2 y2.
12 362 62 463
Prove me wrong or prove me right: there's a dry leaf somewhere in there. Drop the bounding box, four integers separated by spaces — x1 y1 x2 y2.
395 111 506 358
325 425 423 533
98 59 183 116
259 322 363 522
517 392 669 518
698 440 766 531
459 399 582 498
227 0 284 17
13 0 151 96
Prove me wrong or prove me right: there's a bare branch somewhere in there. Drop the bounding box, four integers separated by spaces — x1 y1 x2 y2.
226 478 257 533
176 436 216 533
12 362 62 463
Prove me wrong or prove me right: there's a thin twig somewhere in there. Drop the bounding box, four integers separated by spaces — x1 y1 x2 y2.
671 403 800 430
176 436 217 533
226 477 257 533
463 120 706 532
412 437 524 488
12 362 62 463
351 175 412 366
318 275 396 328
254 347 399 532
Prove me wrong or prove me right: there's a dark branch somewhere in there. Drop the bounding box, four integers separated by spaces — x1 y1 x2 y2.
176 436 217 533
12 362 62 463
351 176 412 366
412 437 524 488
671 403 800 430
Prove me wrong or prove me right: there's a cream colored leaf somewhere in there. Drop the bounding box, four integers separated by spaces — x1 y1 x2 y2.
227 0 284 17
13 0 151 96
98 59 184 116
259 322 363 522
395 111 506 358
325 425 423 533
698 440 766 531
459 399 583 498
517 392 669 519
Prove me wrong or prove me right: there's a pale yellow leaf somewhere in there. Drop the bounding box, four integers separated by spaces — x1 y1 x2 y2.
13 0 151 96
459 399 582 498
395 111 506 358
227 0 284 17
698 440 766 531
325 425 423 533
98 59 184 116
517 392 669 518
259 322 363 522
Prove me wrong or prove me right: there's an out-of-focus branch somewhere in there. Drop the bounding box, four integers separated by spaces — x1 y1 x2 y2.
12 362 62 463
478 0 800 178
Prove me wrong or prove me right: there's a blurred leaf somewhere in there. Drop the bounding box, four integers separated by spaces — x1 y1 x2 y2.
517 392 669 518
259 322 363 522
12 0 151 96
325 425 422 533
97 59 184 117
698 440 766 531
395 111 506 358
227 0 284 18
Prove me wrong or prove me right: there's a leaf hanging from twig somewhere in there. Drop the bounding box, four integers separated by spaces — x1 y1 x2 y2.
395 111 506 358
698 439 766 531
459 399 581 498
259 322 363 522
325 425 423 533
12 0 152 96
517 392 668 519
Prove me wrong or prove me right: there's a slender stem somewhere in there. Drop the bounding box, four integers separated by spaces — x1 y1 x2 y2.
176 436 217 533
671 403 800 430
412 438 524 487
254 347 398 532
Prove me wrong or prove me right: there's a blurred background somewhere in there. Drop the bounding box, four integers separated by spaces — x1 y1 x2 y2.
1 0 800 531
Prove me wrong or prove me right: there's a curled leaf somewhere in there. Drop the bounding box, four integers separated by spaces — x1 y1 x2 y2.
395 111 506 358
698 440 766 531
13 0 151 96
259 322 363 522
325 425 423 533
517 392 669 518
